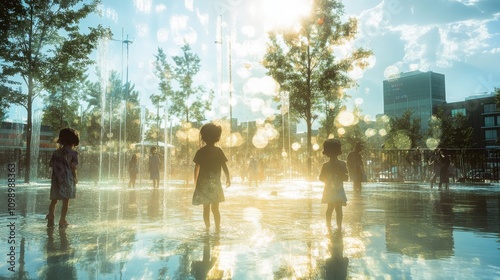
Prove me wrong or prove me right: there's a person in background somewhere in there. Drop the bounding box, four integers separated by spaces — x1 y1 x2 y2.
128 154 139 188
439 149 451 189
149 146 161 188
46 128 79 228
347 141 365 193
319 139 348 232
428 149 441 188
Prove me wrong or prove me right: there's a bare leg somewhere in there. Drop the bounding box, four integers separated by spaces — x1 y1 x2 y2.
212 203 221 232
59 199 69 226
47 200 58 227
48 200 57 217
326 204 334 230
203 205 211 230
335 204 343 230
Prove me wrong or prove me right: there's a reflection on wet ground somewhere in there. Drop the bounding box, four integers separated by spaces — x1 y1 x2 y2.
1 180 499 279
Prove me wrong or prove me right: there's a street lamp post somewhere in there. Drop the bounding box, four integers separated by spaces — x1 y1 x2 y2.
112 32 133 181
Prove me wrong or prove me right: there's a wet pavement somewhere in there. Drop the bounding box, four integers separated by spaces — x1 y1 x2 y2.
1 179 499 279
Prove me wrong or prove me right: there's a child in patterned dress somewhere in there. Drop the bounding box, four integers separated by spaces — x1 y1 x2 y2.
192 123 231 232
46 128 79 228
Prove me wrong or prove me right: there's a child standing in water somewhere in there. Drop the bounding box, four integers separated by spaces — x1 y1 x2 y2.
149 146 161 188
319 139 348 232
47 128 79 228
192 123 231 232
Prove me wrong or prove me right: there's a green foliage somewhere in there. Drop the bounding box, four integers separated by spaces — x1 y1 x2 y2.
385 111 422 149
81 70 141 147
430 108 474 149
154 44 213 124
0 0 110 182
262 0 373 177
0 85 24 121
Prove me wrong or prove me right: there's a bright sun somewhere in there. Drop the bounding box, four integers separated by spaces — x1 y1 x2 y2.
261 0 312 30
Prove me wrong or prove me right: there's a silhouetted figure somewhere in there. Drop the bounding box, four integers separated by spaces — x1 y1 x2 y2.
191 236 223 279
439 149 451 189
320 139 348 232
325 232 349 279
128 154 139 188
248 156 258 186
347 141 364 193
192 122 231 232
149 146 161 188
47 128 79 228
428 149 441 188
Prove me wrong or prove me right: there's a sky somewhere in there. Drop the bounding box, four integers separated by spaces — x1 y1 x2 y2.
9 0 500 130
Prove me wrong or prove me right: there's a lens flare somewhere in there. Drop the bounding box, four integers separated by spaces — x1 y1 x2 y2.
291 142 301 151
252 134 268 149
393 131 411 149
426 138 440 150
336 110 356 127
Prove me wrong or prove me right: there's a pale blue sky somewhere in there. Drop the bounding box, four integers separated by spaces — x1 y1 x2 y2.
9 0 500 129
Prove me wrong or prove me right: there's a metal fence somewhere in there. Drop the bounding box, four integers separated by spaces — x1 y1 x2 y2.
2 147 499 183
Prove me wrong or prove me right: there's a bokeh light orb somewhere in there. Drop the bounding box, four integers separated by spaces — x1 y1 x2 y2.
291 142 301 151
379 129 387 136
187 128 199 142
336 110 356 127
426 137 440 150
354 98 364 106
252 134 268 149
312 143 320 151
337 127 346 135
393 131 411 149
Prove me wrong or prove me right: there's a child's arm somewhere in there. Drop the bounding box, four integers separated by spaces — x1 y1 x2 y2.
72 167 78 184
319 164 327 182
222 162 231 187
194 163 200 185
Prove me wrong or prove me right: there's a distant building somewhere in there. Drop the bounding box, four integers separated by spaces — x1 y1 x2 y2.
444 93 500 148
383 71 446 132
0 121 55 149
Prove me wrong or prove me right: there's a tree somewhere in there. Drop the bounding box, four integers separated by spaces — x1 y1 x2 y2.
429 108 474 149
384 111 422 149
154 44 214 174
82 71 141 147
0 0 110 182
0 85 23 121
262 0 372 178
42 75 85 133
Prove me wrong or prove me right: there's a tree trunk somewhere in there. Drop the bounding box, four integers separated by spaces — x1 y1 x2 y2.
24 79 33 183
306 117 312 181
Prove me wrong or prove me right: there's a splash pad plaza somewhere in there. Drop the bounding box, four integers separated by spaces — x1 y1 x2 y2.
1 179 499 279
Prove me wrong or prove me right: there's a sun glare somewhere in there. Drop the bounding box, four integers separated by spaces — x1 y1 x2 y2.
261 0 312 30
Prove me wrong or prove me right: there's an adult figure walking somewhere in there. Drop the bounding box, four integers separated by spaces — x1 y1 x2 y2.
347 141 365 193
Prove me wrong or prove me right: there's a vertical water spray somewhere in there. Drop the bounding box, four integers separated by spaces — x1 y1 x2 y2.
30 109 42 182
98 38 110 183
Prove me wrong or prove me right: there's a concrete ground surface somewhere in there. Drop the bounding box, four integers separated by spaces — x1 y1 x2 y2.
1 179 499 279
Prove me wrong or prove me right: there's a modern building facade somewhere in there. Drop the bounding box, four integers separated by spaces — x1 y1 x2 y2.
383 71 446 132
444 93 500 149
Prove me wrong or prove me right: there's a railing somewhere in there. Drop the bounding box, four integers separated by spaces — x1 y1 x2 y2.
1 147 499 183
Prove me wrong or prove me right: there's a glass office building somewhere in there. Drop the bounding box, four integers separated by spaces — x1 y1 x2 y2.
383 71 446 132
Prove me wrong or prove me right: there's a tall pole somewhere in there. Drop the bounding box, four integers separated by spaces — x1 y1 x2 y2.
228 36 233 157
123 35 132 180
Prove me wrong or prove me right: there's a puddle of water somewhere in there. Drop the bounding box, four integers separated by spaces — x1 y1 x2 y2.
0 181 499 279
